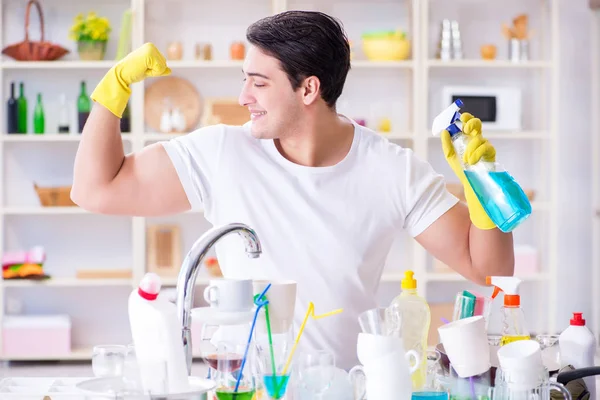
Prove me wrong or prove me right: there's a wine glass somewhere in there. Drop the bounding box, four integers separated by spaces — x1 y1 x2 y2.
297 350 335 399
92 345 127 378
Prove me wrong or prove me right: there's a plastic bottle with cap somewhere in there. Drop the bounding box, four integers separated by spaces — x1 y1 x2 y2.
431 99 532 233
486 276 530 346
388 270 430 390
559 312 596 400
128 272 190 394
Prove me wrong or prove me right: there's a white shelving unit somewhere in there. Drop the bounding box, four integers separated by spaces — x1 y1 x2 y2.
0 0 559 361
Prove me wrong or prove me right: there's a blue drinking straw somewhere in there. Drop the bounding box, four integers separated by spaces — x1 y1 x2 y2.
234 283 272 393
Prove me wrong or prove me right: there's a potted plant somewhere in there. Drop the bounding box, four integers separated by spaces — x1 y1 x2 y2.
69 12 111 61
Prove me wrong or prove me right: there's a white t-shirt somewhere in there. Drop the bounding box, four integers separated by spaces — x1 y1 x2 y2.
161 118 458 370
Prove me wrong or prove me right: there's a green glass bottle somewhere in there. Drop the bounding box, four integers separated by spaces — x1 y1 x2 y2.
77 81 91 133
17 82 27 134
33 93 44 134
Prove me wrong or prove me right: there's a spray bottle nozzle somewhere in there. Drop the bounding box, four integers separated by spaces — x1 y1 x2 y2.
486 276 522 307
432 99 465 137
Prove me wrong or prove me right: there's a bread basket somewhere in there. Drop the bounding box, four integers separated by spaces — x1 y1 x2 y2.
2 0 70 61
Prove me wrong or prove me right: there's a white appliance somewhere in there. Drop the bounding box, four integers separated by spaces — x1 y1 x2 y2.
441 86 522 131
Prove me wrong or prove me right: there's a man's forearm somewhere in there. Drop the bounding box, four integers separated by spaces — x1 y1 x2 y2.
468 224 515 283
71 103 125 207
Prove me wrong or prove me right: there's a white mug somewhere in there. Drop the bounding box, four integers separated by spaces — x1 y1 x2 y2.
203 279 254 312
349 349 419 400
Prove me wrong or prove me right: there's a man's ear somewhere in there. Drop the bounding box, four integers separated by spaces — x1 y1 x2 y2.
301 76 321 106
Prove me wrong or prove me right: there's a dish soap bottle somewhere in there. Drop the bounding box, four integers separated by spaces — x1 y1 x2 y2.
432 99 532 233
128 272 190 394
559 312 596 399
486 276 530 345
388 270 430 390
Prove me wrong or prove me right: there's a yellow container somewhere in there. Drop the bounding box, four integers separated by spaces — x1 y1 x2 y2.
361 30 411 61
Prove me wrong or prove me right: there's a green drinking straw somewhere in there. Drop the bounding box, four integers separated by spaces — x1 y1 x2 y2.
263 300 278 382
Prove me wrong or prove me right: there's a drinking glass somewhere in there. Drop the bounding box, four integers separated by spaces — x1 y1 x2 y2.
92 345 127 378
426 350 445 389
358 307 400 336
214 341 255 400
122 344 142 392
297 350 335 399
255 323 295 399
535 334 561 372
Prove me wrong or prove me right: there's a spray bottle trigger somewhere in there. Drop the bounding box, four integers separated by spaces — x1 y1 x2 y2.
491 286 502 300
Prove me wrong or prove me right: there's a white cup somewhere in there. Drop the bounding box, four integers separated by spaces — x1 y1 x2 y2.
349 349 419 400
356 333 404 365
497 340 543 371
203 279 254 312
253 279 297 333
438 315 490 378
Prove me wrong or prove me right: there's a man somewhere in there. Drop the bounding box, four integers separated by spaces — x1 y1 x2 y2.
71 10 514 370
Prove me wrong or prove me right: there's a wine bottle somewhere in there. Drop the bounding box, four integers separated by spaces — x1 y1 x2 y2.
17 82 27 134
77 81 91 133
33 93 44 134
7 82 18 134
58 94 70 133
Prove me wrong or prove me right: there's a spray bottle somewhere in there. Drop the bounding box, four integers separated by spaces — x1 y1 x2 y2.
486 276 530 346
432 99 532 233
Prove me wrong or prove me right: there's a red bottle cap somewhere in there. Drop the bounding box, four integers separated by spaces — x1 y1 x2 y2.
138 272 161 301
570 312 585 326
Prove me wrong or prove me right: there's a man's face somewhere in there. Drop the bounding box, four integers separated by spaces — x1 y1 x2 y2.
239 45 304 139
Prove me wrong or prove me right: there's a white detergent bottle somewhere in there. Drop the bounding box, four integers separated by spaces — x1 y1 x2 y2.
559 312 596 400
388 270 430 390
128 272 190 394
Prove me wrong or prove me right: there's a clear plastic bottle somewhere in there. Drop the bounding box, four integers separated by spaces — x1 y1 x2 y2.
486 276 530 345
388 270 430 390
432 99 532 233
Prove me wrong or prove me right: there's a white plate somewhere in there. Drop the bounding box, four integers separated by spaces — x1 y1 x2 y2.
76 376 216 399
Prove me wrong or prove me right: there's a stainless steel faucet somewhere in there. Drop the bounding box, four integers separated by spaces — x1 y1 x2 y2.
175 222 262 374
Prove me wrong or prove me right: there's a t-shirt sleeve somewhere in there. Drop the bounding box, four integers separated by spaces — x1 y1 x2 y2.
160 124 225 218
402 149 459 237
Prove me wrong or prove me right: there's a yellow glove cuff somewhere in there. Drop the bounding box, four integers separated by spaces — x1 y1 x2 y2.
90 67 131 119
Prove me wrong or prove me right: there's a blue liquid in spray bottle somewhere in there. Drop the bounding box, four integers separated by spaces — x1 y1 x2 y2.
431 99 532 233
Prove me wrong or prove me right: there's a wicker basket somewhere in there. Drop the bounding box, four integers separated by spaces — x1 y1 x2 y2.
34 184 76 207
2 0 70 61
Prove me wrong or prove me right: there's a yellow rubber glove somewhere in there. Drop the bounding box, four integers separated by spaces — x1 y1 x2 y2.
441 112 497 230
91 43 171 118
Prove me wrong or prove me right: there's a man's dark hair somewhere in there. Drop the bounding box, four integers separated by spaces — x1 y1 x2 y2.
246 10 351 108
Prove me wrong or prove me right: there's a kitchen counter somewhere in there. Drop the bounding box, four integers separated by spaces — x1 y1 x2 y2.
1 360 210 378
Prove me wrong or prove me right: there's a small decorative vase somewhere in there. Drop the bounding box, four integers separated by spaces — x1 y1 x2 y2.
77 40 107 61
